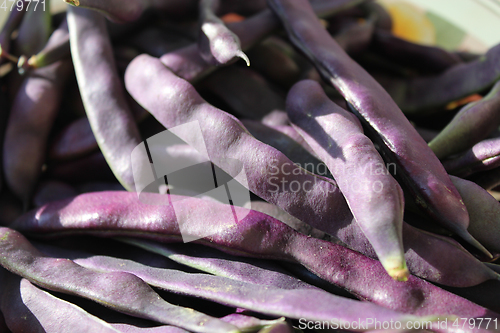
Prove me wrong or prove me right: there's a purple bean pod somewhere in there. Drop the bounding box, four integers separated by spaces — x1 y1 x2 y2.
49 116 98 161
267 0 489 258
286 79 407 280
160 0 364 82
198 0 250 66
10 191 500 318
372 29 462 74
443 137 500 177
68 6 146 192
0 272 123 333
3 59 72 205
0 227 240 333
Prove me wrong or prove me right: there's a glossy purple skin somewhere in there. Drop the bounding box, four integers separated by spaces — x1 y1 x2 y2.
49 116 98 161
387 43 500 114
57 252 427 326
68 6 144 192
10 192 500 318
3 60 72 203
125 55 496 287
372 29 462 73
125 53 352 249
450 176 500 255
198 0 249 66
443 137 500 178
0 273 122 333
430 81 500 160
268 0 481 255
287 80 407 280
0 227 240 333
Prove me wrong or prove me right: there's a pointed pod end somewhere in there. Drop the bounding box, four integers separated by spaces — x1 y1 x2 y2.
64 0 80 6
236 50 250 67
457 230 493 259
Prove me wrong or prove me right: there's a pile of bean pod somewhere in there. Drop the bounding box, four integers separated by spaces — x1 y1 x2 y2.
1 0 500 332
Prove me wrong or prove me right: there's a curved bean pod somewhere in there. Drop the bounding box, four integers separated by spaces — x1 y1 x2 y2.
125 53 352 253
287 80 406 280
442 137 500 177
68 6 145 192
60 252 429 327
268 0 489 257
49 116 98 161
21 19 70 73
160 0 364 82
385 43 500 114
372 29 462 74
3 59 71 205
429 81 500 160
0 273 122 333
0 227 240 333
198 0 249 66
10 191 500 318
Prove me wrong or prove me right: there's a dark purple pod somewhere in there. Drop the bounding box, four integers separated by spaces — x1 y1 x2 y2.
198 0 250 66
0 273 123 333
468 167 500 190
33 181 78 208
372 29 462 74
68 6 146 192
245 37 301 88
49 116 98 161
0 227 240 333
160 0 363 82
3 59 72 205
199 67 285 119
268 0 489 258
430 81 500 160
385 43 500 114
450 176 500 255
125 53 352 253
10 192 500 318
333 6 376 55
286 80 407 280
442 137 500 178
